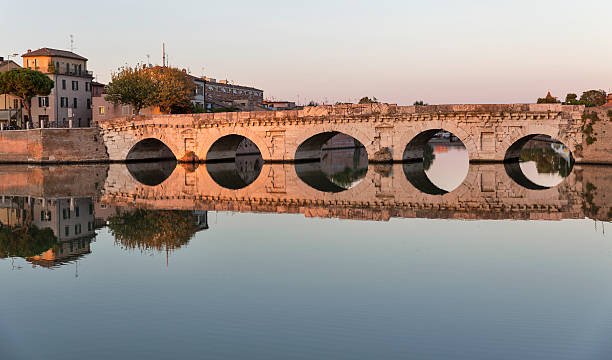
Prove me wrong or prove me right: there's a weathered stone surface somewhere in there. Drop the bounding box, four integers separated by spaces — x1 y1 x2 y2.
0 128 108 163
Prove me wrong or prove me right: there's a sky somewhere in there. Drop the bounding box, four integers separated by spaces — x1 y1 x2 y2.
2 0 611 105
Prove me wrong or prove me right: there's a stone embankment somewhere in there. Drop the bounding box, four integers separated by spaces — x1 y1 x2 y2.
0 128 108 164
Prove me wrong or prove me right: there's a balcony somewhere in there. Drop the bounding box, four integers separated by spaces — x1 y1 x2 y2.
41 67 94 78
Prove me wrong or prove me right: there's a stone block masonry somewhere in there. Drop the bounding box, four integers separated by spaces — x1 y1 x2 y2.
0 128 109 164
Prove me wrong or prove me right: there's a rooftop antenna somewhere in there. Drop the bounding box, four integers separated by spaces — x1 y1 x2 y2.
146 54 151 67
69 34 76 52
162 43 166 67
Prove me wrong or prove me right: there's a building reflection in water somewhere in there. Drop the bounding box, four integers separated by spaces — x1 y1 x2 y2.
0 195 209 268
0 196 96 268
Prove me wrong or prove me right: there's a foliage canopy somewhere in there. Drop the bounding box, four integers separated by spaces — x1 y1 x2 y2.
105 65 196 115
108 209 201 252
0 226 57 258
0 68 54 122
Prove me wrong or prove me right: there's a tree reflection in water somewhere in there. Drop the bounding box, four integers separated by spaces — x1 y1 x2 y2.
107 210 202 253
0 226 57 258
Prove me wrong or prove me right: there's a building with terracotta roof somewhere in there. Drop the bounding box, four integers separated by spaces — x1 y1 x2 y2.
21 48 94 128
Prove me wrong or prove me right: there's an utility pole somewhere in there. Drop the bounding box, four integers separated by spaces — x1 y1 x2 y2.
162 43 166 67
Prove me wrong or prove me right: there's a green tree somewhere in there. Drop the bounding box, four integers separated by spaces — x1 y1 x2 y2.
145 66 196 114
105 66 158 115
0 68 54 124
579 90 607 107
307 100 319 106
413 100 428 106
358 96 378 104
564 93 578 104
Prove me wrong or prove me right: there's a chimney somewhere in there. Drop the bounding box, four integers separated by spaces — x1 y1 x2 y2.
27 49 31 53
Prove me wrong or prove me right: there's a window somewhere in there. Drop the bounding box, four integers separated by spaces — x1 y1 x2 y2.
98 106 105 115
122 105 130 116
89 204 93 215
62 79 66 90
87 222 92 231
38 97 49 107
85 82 89 92
72 81 78 91
65 226 69 237
56 62 59 72
74 224 81 235
66 63 70 73
87 99 91 109
75 206 79 217
60 97 65 108
78 64 82 75
73 98 78 108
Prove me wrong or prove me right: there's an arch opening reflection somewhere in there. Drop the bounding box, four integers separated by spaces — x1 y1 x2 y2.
504 135 574 190
295 133 368 193
403 130 469 194
206 135 263 189
127 160 177 186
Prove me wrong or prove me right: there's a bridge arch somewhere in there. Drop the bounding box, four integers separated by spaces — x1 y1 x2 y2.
500 125 578 159
395 122 477 161
126 138 177 162
293 128 372 161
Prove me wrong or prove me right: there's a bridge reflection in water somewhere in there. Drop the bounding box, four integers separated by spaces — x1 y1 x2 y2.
103 147 602 223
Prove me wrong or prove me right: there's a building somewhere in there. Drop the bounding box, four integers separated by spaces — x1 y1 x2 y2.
202 77 264 111
21 48 94 128
263 100 296 111
188 75 206 111
0 58 25 128
605 93 612 107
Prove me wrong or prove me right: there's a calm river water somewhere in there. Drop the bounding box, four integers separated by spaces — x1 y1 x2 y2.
1 136 611 360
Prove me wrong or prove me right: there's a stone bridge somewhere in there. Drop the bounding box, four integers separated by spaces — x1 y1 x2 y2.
99 103 585 163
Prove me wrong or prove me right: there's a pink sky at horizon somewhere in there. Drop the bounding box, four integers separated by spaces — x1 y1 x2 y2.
2 0 611 105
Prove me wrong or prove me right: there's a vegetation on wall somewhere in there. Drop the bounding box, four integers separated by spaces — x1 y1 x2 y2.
581 112 600 145
582 182 600 218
